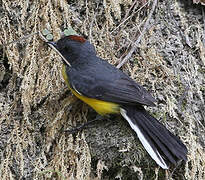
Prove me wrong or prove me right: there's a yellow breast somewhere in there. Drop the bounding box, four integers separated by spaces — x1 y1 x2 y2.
61 65 120 115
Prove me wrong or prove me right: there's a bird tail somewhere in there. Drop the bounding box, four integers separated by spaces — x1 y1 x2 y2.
120 106 187 169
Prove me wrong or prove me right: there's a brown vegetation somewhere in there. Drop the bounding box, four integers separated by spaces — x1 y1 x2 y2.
0 0 204 179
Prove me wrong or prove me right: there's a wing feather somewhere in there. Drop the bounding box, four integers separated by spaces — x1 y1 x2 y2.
66 58 156 106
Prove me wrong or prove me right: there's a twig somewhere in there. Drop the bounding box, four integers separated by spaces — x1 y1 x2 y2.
202 6 205 46
2 32 39 46
89 2 99 41
2 30 71 67
116 0 158 69
110 0 137 34
64 115 107 134
111 0 148 34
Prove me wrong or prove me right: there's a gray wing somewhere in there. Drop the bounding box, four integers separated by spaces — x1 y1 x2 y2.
67 62 156 107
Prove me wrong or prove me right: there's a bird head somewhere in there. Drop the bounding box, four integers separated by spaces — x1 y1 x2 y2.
47 35 96 66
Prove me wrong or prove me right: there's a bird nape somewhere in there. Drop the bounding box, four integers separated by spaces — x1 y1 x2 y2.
47 35 188 169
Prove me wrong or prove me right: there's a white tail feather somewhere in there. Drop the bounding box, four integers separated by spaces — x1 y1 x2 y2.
120 108 168 169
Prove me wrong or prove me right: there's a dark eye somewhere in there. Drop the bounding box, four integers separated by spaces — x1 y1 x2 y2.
65 46 72 52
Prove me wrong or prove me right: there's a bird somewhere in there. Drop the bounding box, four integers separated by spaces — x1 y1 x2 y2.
47 35 187 169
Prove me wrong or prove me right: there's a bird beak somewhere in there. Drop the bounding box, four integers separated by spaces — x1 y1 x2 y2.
47 41 57 49
47 41 71 67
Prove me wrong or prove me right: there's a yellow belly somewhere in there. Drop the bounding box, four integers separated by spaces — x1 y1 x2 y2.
62 65 120 115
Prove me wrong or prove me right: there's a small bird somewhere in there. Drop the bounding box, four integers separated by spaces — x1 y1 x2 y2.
48 35 187 169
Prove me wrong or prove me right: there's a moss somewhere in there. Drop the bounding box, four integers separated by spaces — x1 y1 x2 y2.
0 0 204 179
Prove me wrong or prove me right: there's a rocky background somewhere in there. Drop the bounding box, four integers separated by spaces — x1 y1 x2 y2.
0 0 204 179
